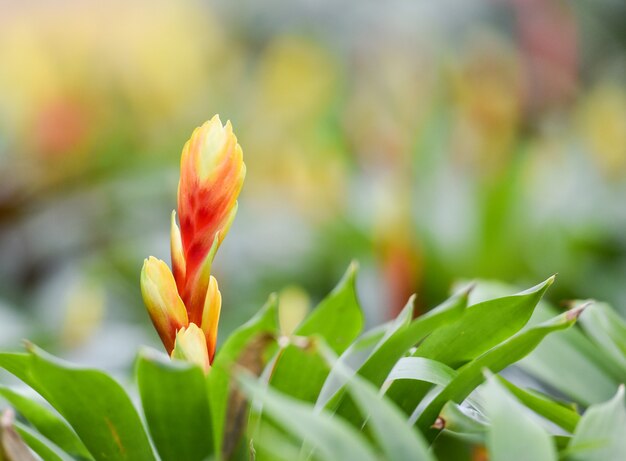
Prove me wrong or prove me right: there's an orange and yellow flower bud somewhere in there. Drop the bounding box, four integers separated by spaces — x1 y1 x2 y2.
171 323 211 373
140 115 244 371
140 257 188 354
177 115 245 324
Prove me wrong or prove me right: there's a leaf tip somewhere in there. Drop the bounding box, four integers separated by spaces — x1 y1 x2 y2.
432 416 445 430
462 282 476 296
521 274 557 298
566 301 593 321
267 292 278 304
347 260 360 280
332 260 360 294
22 340 35 353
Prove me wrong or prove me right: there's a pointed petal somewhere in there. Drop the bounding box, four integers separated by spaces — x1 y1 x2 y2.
200 275 222 362
216 201 239 248
171 323 210 373
140 257 188 353
170 210 186 291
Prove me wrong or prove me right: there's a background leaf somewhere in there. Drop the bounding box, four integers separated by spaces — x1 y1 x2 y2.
578 302 626 377
566 386 626 461
484 373 557 461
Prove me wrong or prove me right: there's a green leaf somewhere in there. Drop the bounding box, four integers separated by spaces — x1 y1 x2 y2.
484 373 557 461
328 289 467 424
249 419 305 461
296 262 363 354
578 302 626 378
495 377 580 433
342 366 435 461
358 288 467 389
0 386 91 460
270 263 364 402
416 306 582 438
315 296 415 410
315 325 387 409
0 347 155 461
385 357 458 388
238 373 378 461
566 386 626 461
13 422 73 461
207 294 279 457
438 402 487 443
519 320 618 406
137 350 213 461
420 277 554 366
386 278 554 416
462 279 619 406
0 354 36 389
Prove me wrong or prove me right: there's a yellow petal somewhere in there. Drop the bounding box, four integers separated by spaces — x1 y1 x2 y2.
200 275 222 362
140 257 188 354
171 323 210 373
170 210 186 290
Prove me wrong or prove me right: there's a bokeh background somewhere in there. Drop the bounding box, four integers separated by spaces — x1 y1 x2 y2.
0 0 625 372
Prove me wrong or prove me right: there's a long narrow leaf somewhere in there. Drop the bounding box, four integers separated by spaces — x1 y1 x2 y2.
417 306 583 438
238 374 378 461
387 277 554 416
330 289 467 425
566 386 626 461
484 373 557 461
496 377 580 433
343 366 435 461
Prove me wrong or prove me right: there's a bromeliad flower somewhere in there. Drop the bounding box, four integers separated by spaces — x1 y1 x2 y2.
141 115 245 372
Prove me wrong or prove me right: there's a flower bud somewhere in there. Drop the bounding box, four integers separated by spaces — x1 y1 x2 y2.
140 257 188 353
177 115 245 323
171 323 210 373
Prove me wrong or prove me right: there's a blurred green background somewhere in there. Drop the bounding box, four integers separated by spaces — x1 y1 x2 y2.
0 0 624 371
